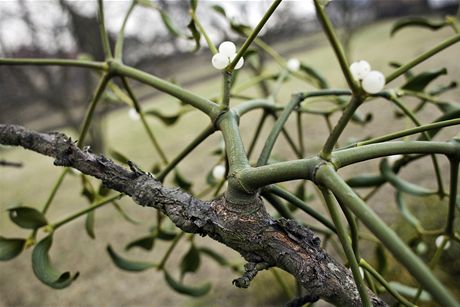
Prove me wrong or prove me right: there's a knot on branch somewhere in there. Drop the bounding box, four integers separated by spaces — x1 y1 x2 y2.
232 262 270 288
276 218 321 250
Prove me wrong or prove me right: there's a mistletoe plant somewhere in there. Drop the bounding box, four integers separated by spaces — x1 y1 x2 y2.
1 0 460 306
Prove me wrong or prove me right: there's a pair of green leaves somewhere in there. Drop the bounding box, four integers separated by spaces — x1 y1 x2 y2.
106 240 210 297
401 68 448 93
164 244 234 297
165 245 242 297
164 270 211 297
125 227 176 252
2 206 78 288
1 206 48 263
107 245 156 272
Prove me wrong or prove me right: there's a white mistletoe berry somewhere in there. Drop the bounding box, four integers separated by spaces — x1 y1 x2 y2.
362 70 385 94
212 53 229 70
218 41 236 58
230 54 244 70
128 108 140 121
287 58 301 72
212 164 226 180
435 235 451 250
350 60 371 81
416 242 428 255
212 41 244 70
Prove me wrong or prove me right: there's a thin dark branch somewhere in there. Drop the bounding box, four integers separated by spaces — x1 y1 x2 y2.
0 159 23 168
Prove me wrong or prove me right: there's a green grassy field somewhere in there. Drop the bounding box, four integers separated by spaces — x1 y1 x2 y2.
1 19 460 306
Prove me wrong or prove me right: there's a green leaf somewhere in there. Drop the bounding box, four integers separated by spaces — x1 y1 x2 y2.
401 68 447 92
380 159 436 196
80 175 96 203
8 206 47 229
32 235 79 289
190 0 198 11
230 22 252 36
157 229 177 241
391 17 447 36
187 19 201 52
109 149 130 165
180 243 201 278
199 247 229 266
419 108 460 140
144 109 180 126
0 236 25 261
164 270 211 297
98 184 111 197
112 201 140 225
160 10 182 38
125 235 155 251
173 169 193 192
211 5 226 17
106 245 156 272
85 210 96 239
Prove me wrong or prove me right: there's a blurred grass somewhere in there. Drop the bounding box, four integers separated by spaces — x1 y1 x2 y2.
1 19 460 306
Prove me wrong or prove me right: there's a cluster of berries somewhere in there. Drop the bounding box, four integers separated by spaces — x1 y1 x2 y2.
349 60 385 94
211 41 244 70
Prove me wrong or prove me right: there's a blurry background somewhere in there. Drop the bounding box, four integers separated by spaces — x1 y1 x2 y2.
1 0 459 306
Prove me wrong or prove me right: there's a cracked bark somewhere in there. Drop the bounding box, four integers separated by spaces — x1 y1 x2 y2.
0 124 387 306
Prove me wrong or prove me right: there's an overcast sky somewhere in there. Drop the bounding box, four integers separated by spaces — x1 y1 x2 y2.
0 0 314 54
0 0 455 54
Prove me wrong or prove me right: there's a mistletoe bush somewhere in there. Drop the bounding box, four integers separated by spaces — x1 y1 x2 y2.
1 0 460 306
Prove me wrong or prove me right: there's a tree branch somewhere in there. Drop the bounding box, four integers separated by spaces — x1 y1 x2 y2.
0 124 386 306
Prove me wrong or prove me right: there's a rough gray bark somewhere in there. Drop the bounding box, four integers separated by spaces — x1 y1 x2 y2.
0 124 387 307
